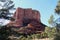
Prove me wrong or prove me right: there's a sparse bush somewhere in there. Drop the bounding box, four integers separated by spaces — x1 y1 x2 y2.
54 30 60 40
41 32 48 38
54 33 60 40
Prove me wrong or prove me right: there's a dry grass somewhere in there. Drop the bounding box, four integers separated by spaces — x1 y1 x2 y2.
33 38 53 40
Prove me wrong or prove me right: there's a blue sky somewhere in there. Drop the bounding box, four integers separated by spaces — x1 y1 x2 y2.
12 0 58 26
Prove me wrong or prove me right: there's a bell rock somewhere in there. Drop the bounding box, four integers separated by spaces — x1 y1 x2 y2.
8 7 46 34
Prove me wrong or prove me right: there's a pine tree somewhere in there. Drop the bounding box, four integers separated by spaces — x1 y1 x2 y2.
0 0 15 20
55 0 60 14
0 0 15 26
55 0 60 32
54 0 60 40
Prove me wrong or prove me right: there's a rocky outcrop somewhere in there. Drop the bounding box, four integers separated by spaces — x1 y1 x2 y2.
7 7 46 34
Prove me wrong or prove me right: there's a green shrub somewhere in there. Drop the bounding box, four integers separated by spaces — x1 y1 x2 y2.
41 32 48 38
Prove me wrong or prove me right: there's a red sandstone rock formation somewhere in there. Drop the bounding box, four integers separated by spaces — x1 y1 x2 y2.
7 7 46 34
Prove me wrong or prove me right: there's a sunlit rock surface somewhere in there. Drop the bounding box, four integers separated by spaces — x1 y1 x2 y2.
7 7 46 34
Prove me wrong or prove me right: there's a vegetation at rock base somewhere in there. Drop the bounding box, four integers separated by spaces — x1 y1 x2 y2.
0 25 57 40
0 26 11 40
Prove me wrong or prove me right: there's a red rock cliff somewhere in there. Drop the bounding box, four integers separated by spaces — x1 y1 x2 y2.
10 8 41 27
8 7 46 33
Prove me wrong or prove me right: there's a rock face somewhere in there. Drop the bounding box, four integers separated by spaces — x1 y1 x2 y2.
8 7 46 34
